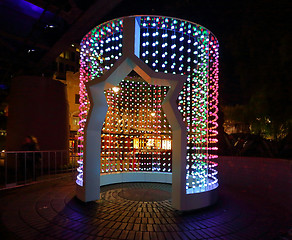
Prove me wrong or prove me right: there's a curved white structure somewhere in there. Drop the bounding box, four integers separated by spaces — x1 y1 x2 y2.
76 16 219 211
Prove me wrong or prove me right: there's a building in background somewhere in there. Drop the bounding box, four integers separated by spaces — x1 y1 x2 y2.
53 45 80 153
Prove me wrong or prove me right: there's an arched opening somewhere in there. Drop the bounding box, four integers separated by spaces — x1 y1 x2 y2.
102 72 172 174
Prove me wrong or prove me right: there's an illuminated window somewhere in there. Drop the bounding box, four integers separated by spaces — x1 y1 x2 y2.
73 117 79 126
162 140 171 150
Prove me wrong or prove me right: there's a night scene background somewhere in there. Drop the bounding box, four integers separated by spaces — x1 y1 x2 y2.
0 1 292 239
0 0 291 158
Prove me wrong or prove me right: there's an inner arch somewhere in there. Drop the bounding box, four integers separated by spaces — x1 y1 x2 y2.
102 72 172 174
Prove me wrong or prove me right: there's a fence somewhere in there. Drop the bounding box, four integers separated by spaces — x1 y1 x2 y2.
0 150 78 189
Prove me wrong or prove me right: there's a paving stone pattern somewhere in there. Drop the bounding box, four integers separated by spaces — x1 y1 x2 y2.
0 177 291 240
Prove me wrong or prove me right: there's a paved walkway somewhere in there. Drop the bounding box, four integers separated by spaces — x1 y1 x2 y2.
0 175 291 240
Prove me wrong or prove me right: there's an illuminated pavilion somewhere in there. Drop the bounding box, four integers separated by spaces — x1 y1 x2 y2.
76 15 219 211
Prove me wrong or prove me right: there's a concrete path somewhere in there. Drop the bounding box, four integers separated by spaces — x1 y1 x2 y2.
0 174 291 240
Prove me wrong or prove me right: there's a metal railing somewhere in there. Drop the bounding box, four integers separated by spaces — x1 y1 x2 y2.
0 150 78 190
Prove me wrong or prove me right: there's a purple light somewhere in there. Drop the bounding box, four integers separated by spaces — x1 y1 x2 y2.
4 0 44 19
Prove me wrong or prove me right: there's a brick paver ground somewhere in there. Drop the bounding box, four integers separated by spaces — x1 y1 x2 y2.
0 174 291 240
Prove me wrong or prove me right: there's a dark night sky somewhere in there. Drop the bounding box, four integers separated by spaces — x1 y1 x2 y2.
0 0 291 108
99 0 291 106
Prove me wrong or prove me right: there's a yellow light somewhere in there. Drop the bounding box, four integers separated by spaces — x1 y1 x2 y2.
113 87 120 93
133 138 140 149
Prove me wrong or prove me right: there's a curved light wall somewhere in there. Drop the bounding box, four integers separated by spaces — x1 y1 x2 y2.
77 16 219 210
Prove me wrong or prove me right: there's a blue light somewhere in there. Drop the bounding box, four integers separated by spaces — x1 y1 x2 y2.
6 0 44 19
